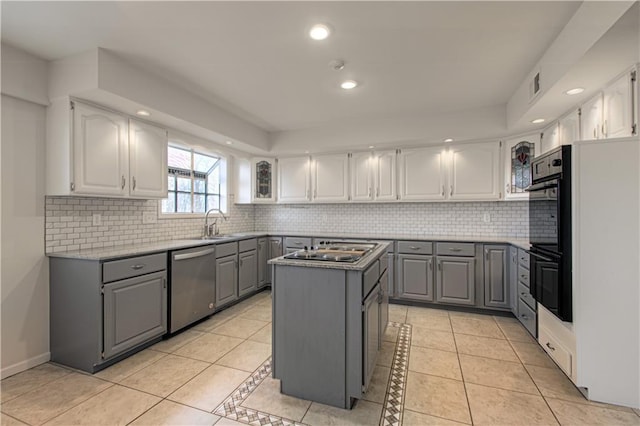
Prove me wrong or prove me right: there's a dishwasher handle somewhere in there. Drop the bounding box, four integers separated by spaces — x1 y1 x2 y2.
173 247 216 261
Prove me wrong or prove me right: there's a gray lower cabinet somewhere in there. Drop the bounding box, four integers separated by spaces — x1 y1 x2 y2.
216 255 238 307
362 282 380 391
509 246 519 316
436 256 475 305
516 248 537 337
238 249 258 297
483 245 509 309
103 271 167 359
257 238 268 288
268 237 283 284
397 254 434 301
50 252 167 373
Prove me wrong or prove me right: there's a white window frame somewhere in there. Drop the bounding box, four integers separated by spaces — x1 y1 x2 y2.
158 138 228 219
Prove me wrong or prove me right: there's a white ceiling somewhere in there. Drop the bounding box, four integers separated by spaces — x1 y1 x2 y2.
2 1 583 134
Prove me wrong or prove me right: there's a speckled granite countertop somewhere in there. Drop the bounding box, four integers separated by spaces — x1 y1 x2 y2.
47 231 529 261
46 232 269 261
268 241 392 271
260 231 530 250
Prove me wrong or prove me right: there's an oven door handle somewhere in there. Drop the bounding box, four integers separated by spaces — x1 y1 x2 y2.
528 251 554 262
526 182 557 192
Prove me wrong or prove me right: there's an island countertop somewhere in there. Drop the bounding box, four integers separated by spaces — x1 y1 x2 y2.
268 241 392 271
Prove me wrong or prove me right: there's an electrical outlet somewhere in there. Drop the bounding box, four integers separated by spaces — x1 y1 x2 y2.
142 211 157 224
92 213 102 226
483 212 491 223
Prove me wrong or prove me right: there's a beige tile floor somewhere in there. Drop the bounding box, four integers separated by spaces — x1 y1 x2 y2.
2 291 639 426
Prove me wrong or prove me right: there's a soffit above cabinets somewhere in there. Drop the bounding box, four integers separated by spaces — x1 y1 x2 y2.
3 1 580 132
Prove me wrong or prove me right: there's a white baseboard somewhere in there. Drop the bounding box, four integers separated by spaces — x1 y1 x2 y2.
1 352 51 379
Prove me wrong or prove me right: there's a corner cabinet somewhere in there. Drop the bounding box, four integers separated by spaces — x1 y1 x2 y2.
483 245 509 309
46 98 168 199
503 134 537 200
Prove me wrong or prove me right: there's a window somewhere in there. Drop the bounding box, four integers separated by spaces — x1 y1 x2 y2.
161 145 227 215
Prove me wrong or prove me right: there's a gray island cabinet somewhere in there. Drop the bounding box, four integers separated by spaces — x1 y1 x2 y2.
269 243 390 409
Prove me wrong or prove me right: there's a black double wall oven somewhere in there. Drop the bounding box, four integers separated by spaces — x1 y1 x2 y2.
527 145 572 322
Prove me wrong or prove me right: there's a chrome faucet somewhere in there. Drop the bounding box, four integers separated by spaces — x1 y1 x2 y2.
203 208 228 237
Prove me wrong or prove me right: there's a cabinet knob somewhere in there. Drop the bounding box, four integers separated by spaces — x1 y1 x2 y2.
132 176 137 190
121 175 126 190
546 342 556 351
450 185 453 197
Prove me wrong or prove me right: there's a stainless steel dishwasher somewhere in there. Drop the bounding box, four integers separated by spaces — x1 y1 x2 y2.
170 245 216 333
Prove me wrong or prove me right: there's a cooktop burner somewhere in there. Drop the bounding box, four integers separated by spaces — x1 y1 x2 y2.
282 242 377 263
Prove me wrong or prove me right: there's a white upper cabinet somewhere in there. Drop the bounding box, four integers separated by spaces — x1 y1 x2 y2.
540 121 560 154
251 158 277 203
128 119 168 198
47 99 168 198
349 152 374 201
72 101 129 196
277 156 310 203
603 70 635 139
348 150 397 202
558 109 581 146
449 141 501 201
311 153 349 202
581 93 604 141
398 146 446 201
374 150 398 201
503 134 537 201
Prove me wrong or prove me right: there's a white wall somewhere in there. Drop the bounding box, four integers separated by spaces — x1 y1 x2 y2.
1 95 50 378
1 44 50 378
268 105 506 155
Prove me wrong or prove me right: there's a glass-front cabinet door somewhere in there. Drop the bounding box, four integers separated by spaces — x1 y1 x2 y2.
251 157 277 202
503 134 537 200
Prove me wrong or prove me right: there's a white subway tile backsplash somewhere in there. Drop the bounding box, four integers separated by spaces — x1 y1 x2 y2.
45 197 528 254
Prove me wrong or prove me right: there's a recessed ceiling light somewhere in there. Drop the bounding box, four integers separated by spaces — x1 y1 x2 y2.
531 118 545 124
368 145 375 149
444 138 454 143
565 87 585 95
309 24 331 40
341 80 358 90
304 150 310 154
225 141 233 145
136 110 151 116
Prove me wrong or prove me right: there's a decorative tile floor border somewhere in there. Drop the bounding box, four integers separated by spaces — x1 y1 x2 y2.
213 358 307 426
213 321 411 426
381 322 412 426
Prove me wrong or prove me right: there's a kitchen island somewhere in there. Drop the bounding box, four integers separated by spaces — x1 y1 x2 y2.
269 242 390 409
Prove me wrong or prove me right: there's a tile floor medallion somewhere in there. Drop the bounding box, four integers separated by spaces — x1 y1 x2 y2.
212 321 411 426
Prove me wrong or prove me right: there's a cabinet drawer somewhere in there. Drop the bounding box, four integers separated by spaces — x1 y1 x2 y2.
103 253 167 283
238 238 257 253
517 298 537 337
436 242 475 257
363 260 380 299
284 237 312 249
518 265 530 288
216 242 238 258
539 327 572 377
397 241 433 255
518 282 535 310
518 248 530 269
